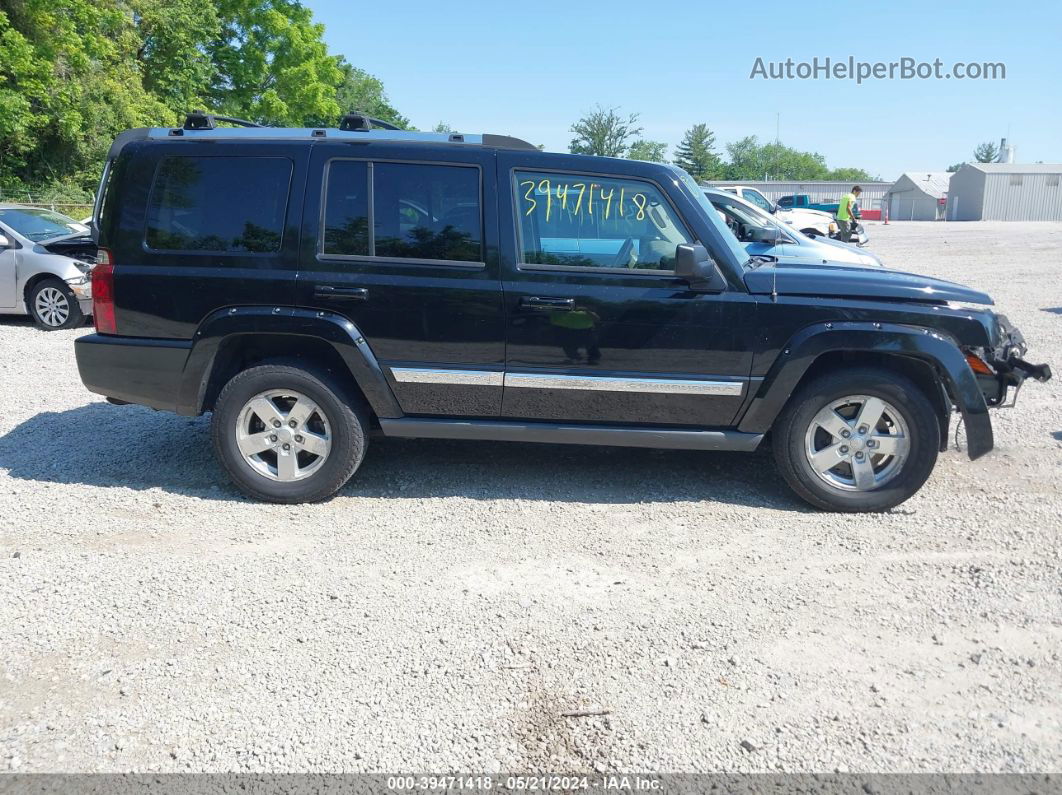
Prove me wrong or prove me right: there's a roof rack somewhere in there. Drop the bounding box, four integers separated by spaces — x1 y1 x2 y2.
169 110 538 151
184 110 262 130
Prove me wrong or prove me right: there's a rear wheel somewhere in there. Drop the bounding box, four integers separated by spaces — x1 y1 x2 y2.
772 367 940 512
211 364 368 503
29 279 83 330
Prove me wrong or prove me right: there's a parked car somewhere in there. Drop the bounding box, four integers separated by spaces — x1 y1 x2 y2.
75 112 1051 511
716 185 837 238
704 188 882 268
778 193 841 214
0 205 95 329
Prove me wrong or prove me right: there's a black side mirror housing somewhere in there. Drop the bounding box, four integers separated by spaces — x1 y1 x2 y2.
746 226 783 245
674 244 727 292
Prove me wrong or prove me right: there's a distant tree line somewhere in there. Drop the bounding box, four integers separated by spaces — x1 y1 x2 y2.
568 106 875 182
948 139 1003 172
1 0 408 199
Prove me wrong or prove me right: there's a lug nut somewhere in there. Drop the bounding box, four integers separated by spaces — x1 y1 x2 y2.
841 429 851 439
294 435 303 443
282 443 291 451
867 440 878 449
855 451 864 460
839 445 849 454
269 434 277 442
858 425 869 435
272 420 281 428
289 419 297 428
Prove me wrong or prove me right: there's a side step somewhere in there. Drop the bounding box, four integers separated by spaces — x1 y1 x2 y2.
378 418 763 452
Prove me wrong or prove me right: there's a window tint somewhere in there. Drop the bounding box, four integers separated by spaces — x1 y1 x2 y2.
146 156 290 252
515 171 692 270
373 163 482 262
322 160 370 256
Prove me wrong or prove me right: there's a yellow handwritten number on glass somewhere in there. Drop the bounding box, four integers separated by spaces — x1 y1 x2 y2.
520 180 537 216
631 192 648 221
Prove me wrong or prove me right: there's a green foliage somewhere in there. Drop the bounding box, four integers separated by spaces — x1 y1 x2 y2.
827 166 874 181
0 0 410 197
569 106 642 157
672 124 723 180
627 140 667 163
946 162 965 173
973 141 999 163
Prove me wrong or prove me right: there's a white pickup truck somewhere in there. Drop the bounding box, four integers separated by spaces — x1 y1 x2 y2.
716 185 837 239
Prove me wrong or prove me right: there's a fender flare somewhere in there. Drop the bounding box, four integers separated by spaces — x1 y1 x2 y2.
175 306 403 419
738 321 992 459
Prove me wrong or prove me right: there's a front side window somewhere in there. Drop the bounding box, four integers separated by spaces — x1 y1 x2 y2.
145 156 291 253
515 171 692 271
373 163 482 262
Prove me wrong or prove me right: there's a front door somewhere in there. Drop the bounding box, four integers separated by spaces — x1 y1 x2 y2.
498 160 756 427
297 144 505 417
0 227 15 308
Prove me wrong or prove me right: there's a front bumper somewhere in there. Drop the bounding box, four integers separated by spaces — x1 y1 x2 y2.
976 316 1052 405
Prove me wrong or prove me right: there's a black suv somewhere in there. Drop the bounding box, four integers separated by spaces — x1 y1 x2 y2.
75 113 1051 511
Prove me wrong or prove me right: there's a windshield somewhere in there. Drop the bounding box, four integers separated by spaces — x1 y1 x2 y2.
672 169 749 266
0 208 86 242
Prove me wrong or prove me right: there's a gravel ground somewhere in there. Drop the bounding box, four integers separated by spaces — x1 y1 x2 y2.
1 221 1060 774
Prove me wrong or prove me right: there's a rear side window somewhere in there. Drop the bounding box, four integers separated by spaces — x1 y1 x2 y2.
145 156 291 253
321 160 483 263
515 170 692 271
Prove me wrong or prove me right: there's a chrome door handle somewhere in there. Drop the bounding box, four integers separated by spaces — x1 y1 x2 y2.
521 296 575 311
314 285 368 301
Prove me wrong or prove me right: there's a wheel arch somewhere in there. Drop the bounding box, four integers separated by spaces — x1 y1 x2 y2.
178 307 403 420
738 322 991 459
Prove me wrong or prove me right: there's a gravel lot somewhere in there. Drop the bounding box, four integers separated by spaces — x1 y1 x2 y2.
1 221 1060 774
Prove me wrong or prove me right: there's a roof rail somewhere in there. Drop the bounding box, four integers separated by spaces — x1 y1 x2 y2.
184 110 262 130
339 111 401 132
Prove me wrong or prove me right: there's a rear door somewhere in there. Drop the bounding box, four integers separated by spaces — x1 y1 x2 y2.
497 156 757 427
297 143 505 417
0 222 16 308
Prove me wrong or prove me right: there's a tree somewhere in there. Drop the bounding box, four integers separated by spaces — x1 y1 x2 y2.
132 0 220 112
672 124 723 181
827 167 874 181
207 0 342 127
569 106 642 157
973 140 999 163
627 140 667 163
946 162 965 173
334 60 409 129
724 136 831 181
432 122 453 133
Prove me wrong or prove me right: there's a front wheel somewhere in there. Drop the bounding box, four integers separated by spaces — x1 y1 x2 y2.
29 279 84 330
772 367 940 512
211 364 369 503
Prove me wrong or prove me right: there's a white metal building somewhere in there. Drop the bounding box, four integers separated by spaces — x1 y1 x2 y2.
885 173 950 221
946 163 1062 221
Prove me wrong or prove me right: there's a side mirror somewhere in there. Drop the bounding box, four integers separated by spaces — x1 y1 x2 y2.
674 244 727 292
770 203 779 214
746 226 783 245
0 234 9 248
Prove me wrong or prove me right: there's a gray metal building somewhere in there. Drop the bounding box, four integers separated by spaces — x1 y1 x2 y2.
946 163 1062 221
886 173 950 221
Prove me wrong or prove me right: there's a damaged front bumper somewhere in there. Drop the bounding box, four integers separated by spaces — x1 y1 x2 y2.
969 315 1052 407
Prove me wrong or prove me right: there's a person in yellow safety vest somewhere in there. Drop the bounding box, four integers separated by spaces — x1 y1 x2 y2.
836 185 863 243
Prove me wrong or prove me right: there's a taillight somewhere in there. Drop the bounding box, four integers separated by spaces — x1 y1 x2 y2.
92 248 116 334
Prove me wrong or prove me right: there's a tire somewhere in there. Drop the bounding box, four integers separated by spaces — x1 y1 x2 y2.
211 364 369 503
29 279 84 330
772 367 940 512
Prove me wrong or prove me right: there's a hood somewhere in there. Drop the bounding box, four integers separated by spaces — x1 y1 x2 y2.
743 261 993 305
808 235 882 265
787 207 833 220
41 235 97 263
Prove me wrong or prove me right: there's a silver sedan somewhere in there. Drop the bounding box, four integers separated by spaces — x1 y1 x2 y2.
0 205 95 330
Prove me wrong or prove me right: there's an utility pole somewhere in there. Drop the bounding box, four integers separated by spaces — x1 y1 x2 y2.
775 112 780 143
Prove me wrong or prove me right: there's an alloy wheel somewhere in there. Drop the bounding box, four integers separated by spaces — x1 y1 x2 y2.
803 394 910 491
235 389 332 482
34 287 70 327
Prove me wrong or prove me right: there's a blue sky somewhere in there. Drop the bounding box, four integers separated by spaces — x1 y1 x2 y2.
311 0 1059 180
